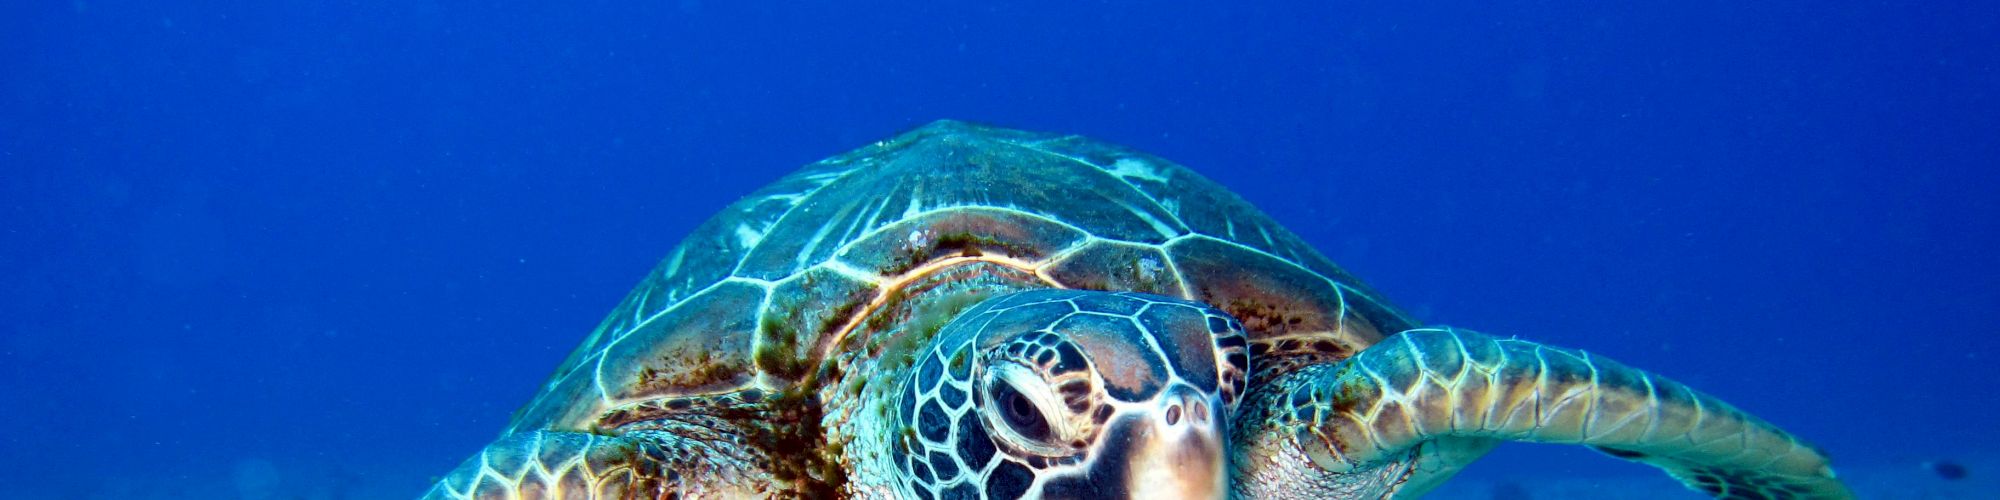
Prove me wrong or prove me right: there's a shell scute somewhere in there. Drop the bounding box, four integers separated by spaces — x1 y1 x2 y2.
837 207 1087 277
544 280 767 430
733 125 1186 282
874 130 1189 245
1167 236 1411 342
759 267 880 384
610 281 764 392
1024 134 1385 305
1043 240 1184 297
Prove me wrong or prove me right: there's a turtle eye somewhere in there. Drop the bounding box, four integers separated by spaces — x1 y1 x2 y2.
991 380 1052 442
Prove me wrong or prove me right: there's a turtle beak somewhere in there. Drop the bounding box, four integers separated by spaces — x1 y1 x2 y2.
1124 384 1228 499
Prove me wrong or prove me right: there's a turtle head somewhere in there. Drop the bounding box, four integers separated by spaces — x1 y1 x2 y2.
888 289 1249 499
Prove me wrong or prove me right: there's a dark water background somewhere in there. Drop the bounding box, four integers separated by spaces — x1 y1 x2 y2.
5 1 1996 497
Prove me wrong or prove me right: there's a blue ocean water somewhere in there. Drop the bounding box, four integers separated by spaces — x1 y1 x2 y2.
3 1 1994 497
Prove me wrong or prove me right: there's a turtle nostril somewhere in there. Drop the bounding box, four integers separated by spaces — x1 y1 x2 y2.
1165 405 1183 425
1191 400 1209 423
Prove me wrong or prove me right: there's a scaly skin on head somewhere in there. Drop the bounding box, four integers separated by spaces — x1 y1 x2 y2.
847 289 1247 499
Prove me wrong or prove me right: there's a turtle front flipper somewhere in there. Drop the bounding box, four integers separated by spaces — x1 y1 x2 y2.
1235 327 1851 499
423 428 773 499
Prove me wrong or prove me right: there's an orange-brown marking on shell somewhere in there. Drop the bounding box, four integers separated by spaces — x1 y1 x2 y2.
1246 336 1368 387
811 252 1060 372
1172 238 1387 347
1204 287 1385 361
870 211 1064 277
636 347 745 393
812 210 1083 364
757 273 876 384
1198 272 1391 385
596 390 769 431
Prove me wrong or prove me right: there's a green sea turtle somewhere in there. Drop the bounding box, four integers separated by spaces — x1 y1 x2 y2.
425 121 1850 499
